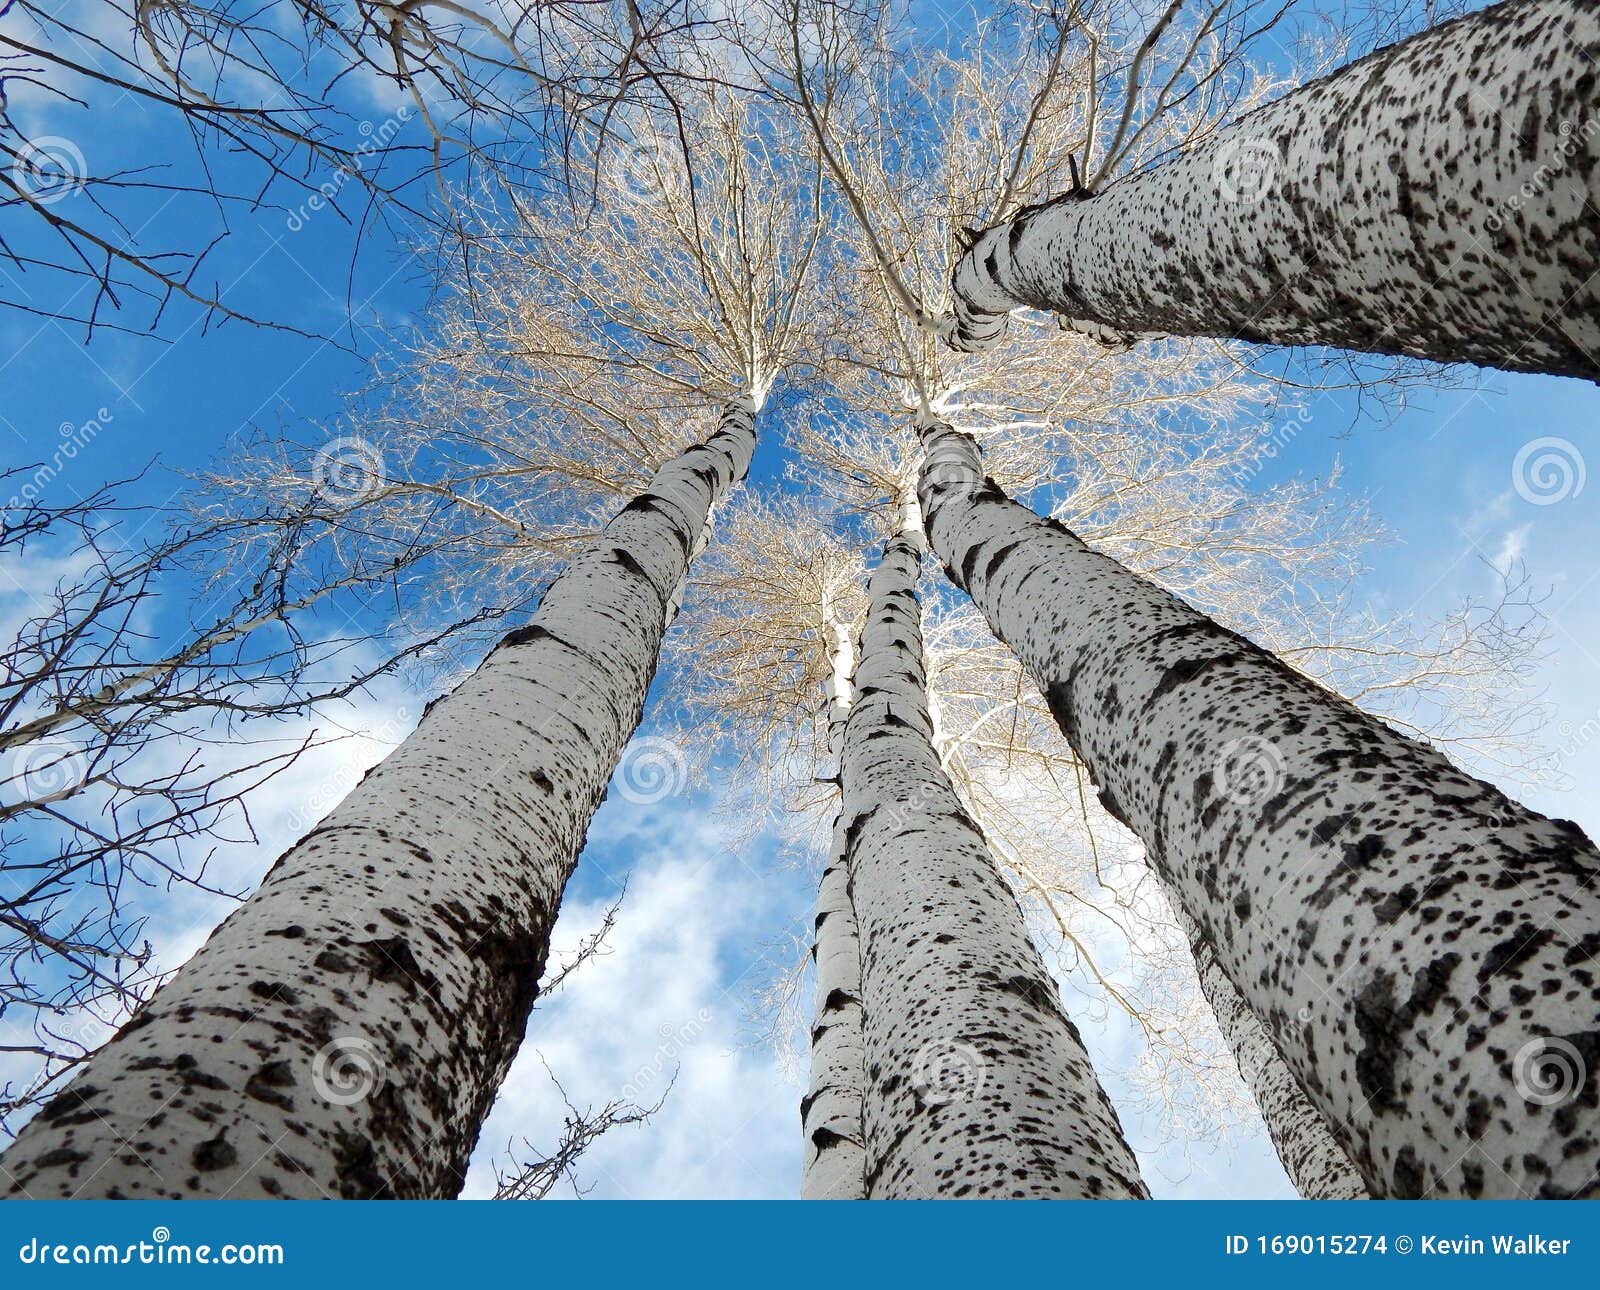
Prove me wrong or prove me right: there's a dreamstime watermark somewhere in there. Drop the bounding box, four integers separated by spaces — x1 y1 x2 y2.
1486 116 1600 232
286 107 413 231
1230 406 1312 484
1512 1035 1586 1108
1214 136 1280 204
310 435 386 503
1213 734 1284 807
17 1226 283 1266
310 1036 387 1106
873 778 955 835
919 450 978 495
611 137 671 203
620 1009 712 1101
282 707 413 835
1526 707 1600 791
614 735 689 805
6 408 114 510
5 737 88 805
0 1007 115 1133
910 1038 987 1107
11 134 87 205
1512 436 1585 505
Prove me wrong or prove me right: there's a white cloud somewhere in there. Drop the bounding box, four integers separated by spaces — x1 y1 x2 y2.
1490 523 1532 577
462 805 803 1200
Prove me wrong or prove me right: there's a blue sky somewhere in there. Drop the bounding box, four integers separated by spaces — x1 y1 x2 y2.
3 0 1597 1199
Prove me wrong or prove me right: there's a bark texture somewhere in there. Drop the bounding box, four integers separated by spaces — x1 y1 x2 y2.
917 416 1600 1199
800 613 868 1200
843 525 1148 1199
949 0 1600 381
1176 909 1369 1199
0 402 758 1200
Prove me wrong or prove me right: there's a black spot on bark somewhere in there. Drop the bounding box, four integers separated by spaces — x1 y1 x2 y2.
191 1133 238 1173
1146 651 1250 708
1477 922 1555 986
499 623 553 650
1392 1145 1426 1199
244 1061 297 1111
608 547 652 582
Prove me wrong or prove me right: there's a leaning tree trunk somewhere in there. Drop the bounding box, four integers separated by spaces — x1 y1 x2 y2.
842 513 1148 1199
800 610 868 1200
1175 908 1368 1200
0 401 759 1200
916 416 1600 1199
949 0 1600 382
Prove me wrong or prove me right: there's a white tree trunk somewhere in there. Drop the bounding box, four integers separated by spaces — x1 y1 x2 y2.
917 416 1600 1199
949 0 1600 382
801 610 868 1200
0 402 759 1200
843 525 1148 1199
1175 908 1368 1199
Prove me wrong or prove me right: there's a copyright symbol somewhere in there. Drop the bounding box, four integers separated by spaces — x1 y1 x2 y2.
1395 1235 1413 1254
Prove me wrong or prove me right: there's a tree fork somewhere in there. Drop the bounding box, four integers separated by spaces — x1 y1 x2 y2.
917 416 1600 1198
0 402 759 1200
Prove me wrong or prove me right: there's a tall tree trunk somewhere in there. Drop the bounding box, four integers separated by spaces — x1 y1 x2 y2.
0 402 759 1200
948 0 1600 382
801 609 868 1199
842 514 1148 1199
916 416 1600 1199
1175 908 1368 1199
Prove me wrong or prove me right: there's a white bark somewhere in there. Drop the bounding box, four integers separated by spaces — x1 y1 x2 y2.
800 608 868 1200
0 402 759 1200
1175 908 1368 1200
917 416 1600 1198
949 0 1600 382
843 526 1148 1199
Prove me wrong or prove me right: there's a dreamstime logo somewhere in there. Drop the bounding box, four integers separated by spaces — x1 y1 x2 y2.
1513 1036 1586 1108
1486 116 1600 232
283 707 412 835
285 105 413 231
1214 137 1279 204
12 135 87 205
613 139 667 203
620 1009 711 1101
615 735 688 805
6 739 88 804
911 1039 987 1107
311 1036 386 1105
1230 406 1313 485
1512 436 1585 505
1214 735 1284 807
919 451 977 495
311 436 386 503
1513 1036 1586 1107
6 407 114 510
1527 707 1600 792
0 1007 114 1134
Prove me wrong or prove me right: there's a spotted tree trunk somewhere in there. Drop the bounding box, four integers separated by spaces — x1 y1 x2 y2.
0 402 759 1200
917 416 1600 1199
948 0 1600 383
1176 908 1368 1199
801 611 868 1200
842 521 1148 1199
